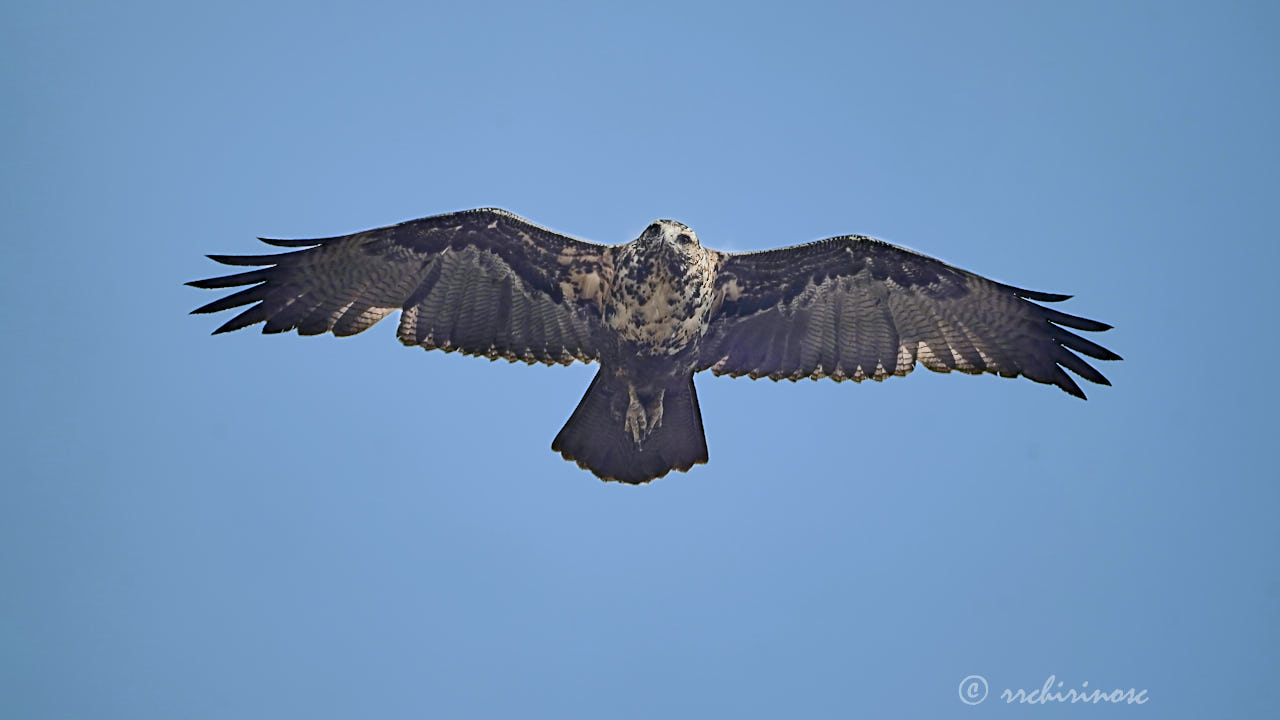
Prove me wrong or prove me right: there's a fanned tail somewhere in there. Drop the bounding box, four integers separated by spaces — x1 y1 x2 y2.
552 369 708 484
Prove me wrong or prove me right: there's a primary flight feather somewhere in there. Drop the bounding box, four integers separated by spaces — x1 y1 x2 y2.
189 208 1120 484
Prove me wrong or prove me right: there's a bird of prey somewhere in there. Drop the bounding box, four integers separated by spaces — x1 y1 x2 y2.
189 208 1120 484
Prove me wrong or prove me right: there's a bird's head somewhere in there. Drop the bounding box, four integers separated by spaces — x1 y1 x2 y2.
638 219 700 255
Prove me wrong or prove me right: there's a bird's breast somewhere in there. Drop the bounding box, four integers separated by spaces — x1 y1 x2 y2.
604 246 719 358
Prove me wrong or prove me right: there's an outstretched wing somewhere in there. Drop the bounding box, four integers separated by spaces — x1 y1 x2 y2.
188 208 612 365
697 236 1120 398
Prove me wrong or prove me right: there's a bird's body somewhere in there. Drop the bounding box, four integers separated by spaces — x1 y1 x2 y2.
556 221 720 480
189 208 1120 484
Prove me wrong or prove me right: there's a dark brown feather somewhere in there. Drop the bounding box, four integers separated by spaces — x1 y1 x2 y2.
699 235 1120 398
188 209 611 365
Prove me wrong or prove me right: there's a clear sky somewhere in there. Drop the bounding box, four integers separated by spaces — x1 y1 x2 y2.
2 1 1277 718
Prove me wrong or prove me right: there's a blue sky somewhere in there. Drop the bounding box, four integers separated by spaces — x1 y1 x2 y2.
2 1 1277 717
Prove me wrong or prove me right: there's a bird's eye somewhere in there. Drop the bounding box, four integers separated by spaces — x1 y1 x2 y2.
677 233 691 244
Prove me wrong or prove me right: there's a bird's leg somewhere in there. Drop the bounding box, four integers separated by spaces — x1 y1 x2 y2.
623 384 666 447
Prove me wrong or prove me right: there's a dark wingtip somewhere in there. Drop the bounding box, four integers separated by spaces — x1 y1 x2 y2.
1054 326 1122 361
257 237 322 248
211 305 269 334
185 267 272 289
207 254 260 266
1048 365 1088 399
1039 305 1114 333
190 286 263 315
206 250 304 267
1084 345 1123 362
1011 286 1072 302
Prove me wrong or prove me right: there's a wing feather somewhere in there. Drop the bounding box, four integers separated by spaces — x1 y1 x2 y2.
188 208 612 365
699 236 1120 398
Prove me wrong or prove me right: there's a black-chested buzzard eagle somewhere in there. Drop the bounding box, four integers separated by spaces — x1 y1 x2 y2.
189 209 1120 484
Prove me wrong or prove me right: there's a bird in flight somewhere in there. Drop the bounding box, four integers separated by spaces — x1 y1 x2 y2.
189 208 1120 484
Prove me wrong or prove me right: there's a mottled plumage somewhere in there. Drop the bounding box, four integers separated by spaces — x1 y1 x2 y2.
189 208 1120 484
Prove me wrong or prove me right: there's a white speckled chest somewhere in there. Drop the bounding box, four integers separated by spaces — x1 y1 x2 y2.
604 222 721 358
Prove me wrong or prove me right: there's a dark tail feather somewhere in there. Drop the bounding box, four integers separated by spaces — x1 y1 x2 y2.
552 370 708 484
